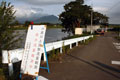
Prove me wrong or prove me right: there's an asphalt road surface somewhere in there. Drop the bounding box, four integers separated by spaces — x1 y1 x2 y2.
39 32 120 80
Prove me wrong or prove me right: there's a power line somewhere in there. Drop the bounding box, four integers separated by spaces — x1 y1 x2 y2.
106 1 120 14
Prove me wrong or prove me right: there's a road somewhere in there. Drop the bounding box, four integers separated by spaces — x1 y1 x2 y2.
39 32 120 80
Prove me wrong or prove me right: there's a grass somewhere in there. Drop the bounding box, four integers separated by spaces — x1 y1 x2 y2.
47 25 63 29
0 56 21 80
48 35 96 62
8 25 63 30
47 32 96 62
8 27 28 30
62 33 90 40
80 35 96 45
0 68 5 80
48 48 62 62
115 36 120 41
0 57 5 80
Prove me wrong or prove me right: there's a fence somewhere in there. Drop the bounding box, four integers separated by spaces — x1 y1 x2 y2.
2 35 93 75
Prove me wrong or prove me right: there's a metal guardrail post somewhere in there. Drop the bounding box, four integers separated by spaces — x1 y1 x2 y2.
84 38 86 43
76 42 78 46
60 47 62 53
8 51 14 76
70 44 72 49
8 63 13 76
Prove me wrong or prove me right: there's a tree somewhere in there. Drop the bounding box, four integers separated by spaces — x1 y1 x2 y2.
59 0 92 34
24 21 30 27
59 0 109 34
93 12 109 25
13 20 19 26
0 1 21 55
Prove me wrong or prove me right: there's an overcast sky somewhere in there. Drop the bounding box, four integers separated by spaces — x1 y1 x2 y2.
4 0 120 24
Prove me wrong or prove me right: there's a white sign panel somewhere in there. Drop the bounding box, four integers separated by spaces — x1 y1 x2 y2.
21 25 46 76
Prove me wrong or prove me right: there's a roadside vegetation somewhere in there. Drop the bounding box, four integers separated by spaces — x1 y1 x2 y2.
62 32 91 40
0 1 22 80
48 35 96 62
108 24 120 41
8 24 63 30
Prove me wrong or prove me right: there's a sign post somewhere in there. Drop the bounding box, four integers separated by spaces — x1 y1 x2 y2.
20 24 49 79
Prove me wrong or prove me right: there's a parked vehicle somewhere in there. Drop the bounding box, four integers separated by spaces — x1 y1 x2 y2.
95 29 104 35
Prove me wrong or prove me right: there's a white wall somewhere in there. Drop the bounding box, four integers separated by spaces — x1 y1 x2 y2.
87 25 100 32
75 28 83 35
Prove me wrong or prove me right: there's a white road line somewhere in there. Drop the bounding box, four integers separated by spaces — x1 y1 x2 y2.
115 46 120 49
113 42 120 50
113 42 120 46
34 76 48 80
112 61 120 65
38 76 48 80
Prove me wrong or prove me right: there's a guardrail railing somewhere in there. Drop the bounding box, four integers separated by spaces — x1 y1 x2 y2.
2 35 93 75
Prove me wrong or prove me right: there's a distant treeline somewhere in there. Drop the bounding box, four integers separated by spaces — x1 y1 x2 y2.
109 24 120 27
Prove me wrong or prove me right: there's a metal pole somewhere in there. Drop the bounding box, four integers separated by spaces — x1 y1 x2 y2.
119 28 120 37
90 0 93 34
8 63 13 76
91 10 93 34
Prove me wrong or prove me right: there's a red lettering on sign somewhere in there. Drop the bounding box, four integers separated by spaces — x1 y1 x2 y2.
35 33 39 37
35 38 38 41
31 54 34 57
30 65 33 68
32 48 35 52
33 43 37 47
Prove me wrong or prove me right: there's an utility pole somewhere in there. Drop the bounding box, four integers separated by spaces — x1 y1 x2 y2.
90 0 93 34
91 9 93 34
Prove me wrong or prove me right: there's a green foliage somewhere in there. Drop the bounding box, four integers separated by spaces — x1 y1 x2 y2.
51 48 56 57
59 0 109 34
0 1 22 55
115 36 120 41
0 68 5 80
47 25 63 29
10 20 20 26
109 24 120 28
0 1 22 79
93 11 108 26
48 48 56 60
8 26 28 30
24 21 31 27
62 42 65 53
0 64 8 80
48 48 62 61
0 4 22 79
62 33 89 40
59 0 91 34
80 36 96 45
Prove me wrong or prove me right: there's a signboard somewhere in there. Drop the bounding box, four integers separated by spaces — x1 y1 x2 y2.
75 28 83 35
21 25 46 76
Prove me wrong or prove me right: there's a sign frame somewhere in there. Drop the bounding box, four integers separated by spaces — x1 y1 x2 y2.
20 25 49 79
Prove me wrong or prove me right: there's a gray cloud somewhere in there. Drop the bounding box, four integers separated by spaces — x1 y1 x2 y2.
14 6 48 23
108 4 120 24
87 0 120 24
17 0 75 5
31 7 43 12
12 0 120 24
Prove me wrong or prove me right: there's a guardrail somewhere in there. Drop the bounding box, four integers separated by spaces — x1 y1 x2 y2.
2 35 93 75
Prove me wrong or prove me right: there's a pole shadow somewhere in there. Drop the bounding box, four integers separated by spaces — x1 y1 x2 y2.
66 54 120 79
93 61 120 73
